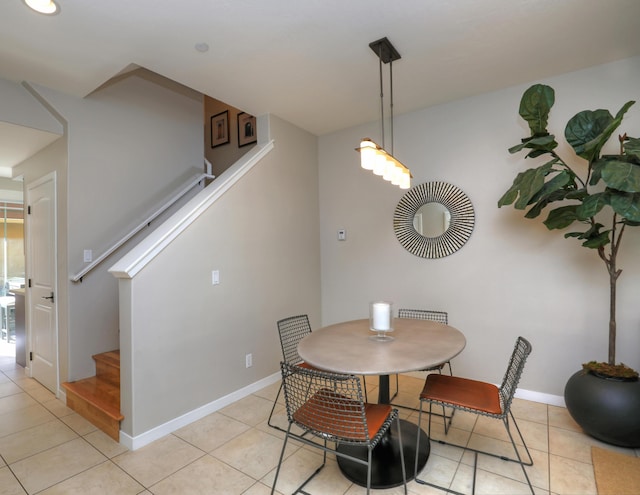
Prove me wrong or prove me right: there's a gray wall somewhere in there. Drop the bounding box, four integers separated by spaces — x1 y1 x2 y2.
319 56 640 398
27 73 205 380
0 78 62 133
116 114 320 437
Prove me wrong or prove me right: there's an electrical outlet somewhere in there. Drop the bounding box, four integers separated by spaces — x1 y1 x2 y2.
245 353 253 368
337 229 346 241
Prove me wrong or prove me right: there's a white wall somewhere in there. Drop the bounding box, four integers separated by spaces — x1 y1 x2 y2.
319 57 640 398
116 114 320 438
30 73 205 380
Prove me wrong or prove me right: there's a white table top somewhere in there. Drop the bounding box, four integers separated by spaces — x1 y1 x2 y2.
298 318 466 376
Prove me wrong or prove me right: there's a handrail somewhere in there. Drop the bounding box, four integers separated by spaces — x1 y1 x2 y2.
110 138 275 281
71 171 214 282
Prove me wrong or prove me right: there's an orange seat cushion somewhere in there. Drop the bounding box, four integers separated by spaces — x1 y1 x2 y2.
420 373 502 415
296 361 316 370
293 388 392 441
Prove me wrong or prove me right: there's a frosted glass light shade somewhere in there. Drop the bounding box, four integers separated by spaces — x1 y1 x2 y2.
399 169 411 189
391 165 403 186
372 153 387 176
24 0 59 14
382 160 396 181
359 140 377 170
356 137 411 189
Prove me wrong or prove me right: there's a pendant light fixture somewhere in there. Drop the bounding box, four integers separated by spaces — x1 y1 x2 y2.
356 37 411 190
23 0 60 15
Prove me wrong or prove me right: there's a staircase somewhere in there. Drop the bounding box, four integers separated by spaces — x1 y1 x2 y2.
61 350 123 441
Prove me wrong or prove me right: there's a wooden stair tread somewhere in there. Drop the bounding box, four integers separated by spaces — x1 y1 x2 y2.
62 349 122 441
92 350 120 368
62 377 124 421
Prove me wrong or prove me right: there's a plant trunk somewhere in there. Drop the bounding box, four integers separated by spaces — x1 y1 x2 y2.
609 271 616 365
607 220 624 366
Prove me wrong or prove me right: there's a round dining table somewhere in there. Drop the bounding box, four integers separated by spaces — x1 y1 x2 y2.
297 317 466 489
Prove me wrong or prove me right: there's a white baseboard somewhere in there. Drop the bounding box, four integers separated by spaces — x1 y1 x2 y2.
119 372 281 451
118 372 565 450
515 388 565 407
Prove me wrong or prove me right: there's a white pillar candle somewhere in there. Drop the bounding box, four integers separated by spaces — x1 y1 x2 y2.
372 302 391 330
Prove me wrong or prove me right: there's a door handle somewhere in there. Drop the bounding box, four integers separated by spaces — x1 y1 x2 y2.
42 292 55 303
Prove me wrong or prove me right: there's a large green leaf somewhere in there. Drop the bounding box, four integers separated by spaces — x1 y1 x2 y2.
565 188 589 200
590 158 606 185
565 109 613 162
498 162 554 209
582 230 612 249
565 222 604 238
601 160 640 192
564 223 610 249
565 101 635 163
519 84 554 136
525 188 572 219
576 192 609 219
522 170 574 218
625 136 640 162
509 134 557 155
609 191 640 222
525 135 558 156
544 205 582 230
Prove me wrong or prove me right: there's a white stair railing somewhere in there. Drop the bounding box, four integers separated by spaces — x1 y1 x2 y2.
71 171 214 283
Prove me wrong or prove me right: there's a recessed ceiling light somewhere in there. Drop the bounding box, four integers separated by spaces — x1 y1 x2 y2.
194 43 209 53
23 0 60 15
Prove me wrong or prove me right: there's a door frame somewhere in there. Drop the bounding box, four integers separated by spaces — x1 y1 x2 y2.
25 171 59 394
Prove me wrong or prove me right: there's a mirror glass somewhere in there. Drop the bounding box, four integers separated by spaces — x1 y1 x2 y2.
394 181 475 258
413 202 451 237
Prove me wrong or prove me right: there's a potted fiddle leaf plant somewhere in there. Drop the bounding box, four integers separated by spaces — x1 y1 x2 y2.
498 83 640 447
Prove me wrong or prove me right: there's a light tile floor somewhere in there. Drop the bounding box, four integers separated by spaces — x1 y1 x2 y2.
1 341 639 494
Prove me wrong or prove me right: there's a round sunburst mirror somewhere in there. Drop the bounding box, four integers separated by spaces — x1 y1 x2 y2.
393 181 475 258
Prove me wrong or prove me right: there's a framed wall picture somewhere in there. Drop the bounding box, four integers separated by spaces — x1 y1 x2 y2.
237 112 257 147
210 110 230 148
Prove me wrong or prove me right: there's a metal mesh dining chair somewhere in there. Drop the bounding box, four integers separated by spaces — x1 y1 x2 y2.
271 362 407 495
414 336 534 495
267 315 315 433
391 309 454 429
393 309 451 399
268 315 369 433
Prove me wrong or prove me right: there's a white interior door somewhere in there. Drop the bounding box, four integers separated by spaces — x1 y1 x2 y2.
26 173 58 394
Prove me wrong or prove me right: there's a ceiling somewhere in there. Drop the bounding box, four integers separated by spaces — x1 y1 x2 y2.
2 0 640 172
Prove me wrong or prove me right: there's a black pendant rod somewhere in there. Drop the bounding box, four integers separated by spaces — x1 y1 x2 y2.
378 43 385 150
369 37 401 155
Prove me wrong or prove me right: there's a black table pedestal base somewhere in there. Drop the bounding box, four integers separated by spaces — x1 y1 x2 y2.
336 419 430 488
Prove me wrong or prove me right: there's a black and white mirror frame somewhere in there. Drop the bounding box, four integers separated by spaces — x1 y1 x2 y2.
393 181 475 258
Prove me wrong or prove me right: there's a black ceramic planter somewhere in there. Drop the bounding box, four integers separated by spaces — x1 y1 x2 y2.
564 370 640 447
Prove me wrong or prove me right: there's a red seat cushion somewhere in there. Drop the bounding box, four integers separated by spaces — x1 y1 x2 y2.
420 373 502 415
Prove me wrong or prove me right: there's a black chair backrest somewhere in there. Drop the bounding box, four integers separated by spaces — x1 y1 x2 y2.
277 315 312 365
499 336 532 413
398 308 448 325
280 361 373 443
